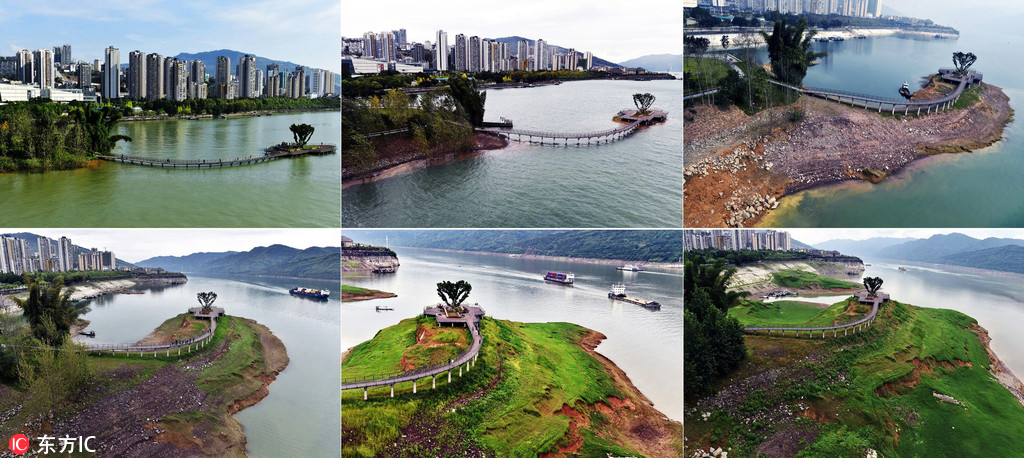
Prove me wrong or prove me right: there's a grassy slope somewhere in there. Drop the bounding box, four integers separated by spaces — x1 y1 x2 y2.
688 300 1024 456
771 269 860 290
342 317 675 457
342 315 468 379
730 297 870 328
684 57 731 95
341 285 374 294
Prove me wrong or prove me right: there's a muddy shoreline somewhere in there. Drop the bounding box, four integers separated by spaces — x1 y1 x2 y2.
969 323 1024 406
685 82 1013 228
341 289 398 302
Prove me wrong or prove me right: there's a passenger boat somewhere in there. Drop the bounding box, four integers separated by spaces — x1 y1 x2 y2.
543 272 575 285
290 287 330 299
898 267 908 272
608 283 660 308
617 264 643 272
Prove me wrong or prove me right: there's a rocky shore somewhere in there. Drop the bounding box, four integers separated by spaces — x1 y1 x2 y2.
685 82 1013 227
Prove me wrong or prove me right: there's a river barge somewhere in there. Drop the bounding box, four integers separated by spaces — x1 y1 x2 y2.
608 283 661 308
543 271 575 285
290 287 331 299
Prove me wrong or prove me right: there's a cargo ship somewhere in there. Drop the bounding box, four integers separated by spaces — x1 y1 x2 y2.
608 283 660 308
543 271 575 285
289 287 330 299
617 264 643 272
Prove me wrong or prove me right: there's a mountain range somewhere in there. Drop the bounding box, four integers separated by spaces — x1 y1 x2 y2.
137 244 339 280
811 233 1024 275
618 54 683 72
490 37 621 69
345 230 682 263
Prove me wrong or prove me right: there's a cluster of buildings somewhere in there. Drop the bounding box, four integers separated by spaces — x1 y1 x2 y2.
684 230 793 251
0 235 115 275
0 43 336 103
690 0 883 18
342 29 596 75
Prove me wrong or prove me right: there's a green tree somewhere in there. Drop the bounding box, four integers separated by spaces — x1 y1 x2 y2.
684 258 749 399
760 18 822 86
863 277 883 296
18 339 94 419
12 277 81 346
197 291 217 314
632 93 656 115
436 280 472 309
446 77 486 127
684 258 749 312
952 51 977 74
289 123 316 148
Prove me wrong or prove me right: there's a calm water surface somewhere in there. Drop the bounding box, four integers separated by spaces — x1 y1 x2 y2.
343 79 683 227
750 32 1024 227
0 111 340 227
341 247 683 421
74 275 340 457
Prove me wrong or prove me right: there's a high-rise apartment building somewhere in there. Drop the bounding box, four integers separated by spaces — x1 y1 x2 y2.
170 59 188 102
189 60 206 99
584 51 593 70
434 30 448 72
103 46 120 99
77 62 92 89
59 237 74 272
454 34 467 71
37 236 53 268
468 36 481 73
265 63 280 97
128 50 147 100
15 49 32 84
216 56 232 99
146 53 164 100
34 49 54 88
239 54 257 98
534 39 546 71
516 40 529 71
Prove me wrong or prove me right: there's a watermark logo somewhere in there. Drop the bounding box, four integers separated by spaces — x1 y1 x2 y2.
8 434 29 455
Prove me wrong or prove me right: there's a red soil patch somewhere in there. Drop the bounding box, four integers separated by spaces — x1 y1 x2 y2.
876 357 972 397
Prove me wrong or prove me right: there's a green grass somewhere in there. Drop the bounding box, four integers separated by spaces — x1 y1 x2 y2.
197 316 267 411
684 57 731 96
342 285 374 294
771 269 860 290
730 297 867 328
341 317 654 457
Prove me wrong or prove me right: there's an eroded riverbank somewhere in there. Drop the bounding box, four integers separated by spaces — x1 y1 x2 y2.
684 82 1012 228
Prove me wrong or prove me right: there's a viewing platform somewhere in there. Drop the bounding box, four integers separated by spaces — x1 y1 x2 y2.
96 144 336 169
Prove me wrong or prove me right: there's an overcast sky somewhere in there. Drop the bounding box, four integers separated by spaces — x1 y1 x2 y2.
888 0 1024 32
0 0 339 70
789 229 1024 246
5 229 339 264
342 0 682 63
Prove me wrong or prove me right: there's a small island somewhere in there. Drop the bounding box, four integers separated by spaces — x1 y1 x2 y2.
341 280 682 457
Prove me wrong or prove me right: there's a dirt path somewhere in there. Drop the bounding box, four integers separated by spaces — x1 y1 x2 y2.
685 83 1013 227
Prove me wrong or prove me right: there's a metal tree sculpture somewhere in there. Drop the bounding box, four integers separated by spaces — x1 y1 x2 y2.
197 291 217 314
436 280 472 310
633 93 656 115
952 52 977 74
289 123 316 148
863 277 883 297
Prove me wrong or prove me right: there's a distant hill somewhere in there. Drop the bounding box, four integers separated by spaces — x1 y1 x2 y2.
0 232 134 268
883 233 1024 263
938 245 1024 274
814 237 917 258
174 49 340 92
378 230 681 263
489 37 621 68
137 244 339 279
791 238 815 250
618 54 682 72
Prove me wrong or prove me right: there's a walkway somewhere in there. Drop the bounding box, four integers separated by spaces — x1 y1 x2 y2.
96 144 336 169
769 69 982 115
744 292 888 338
341 306 486 397
478 110 667 147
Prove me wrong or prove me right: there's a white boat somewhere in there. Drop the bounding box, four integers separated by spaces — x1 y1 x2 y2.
617 264 643 272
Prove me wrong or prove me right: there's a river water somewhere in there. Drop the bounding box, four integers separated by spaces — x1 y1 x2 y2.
748 32 1024 227
0 111 340 227
73 275 341 457
341 246 683 421
342 79 683 228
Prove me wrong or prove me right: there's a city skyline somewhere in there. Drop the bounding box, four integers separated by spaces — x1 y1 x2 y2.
0 229 340 264
0 0 339 71
343 0 681 62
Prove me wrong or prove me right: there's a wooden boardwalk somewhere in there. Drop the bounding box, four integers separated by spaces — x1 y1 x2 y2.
478 110 667 146
744 292 888 339
83 315 218 356
97 144 336 169
341 306 486 398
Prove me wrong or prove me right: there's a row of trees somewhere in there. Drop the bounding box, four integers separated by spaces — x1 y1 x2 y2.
684 259 748 399
0 103 130 171
342 69 646 99
116 96 339 117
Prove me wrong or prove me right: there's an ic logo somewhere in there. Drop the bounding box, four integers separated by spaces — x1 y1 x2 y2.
8 434 29 455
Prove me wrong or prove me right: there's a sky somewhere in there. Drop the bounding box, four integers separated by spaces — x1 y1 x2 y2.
5 229 340 264
888 0 1024 33
342 0 682 63
0 0 339 70
789 229 1024 246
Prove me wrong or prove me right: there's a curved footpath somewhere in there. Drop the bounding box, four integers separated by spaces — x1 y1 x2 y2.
341 306 485 392
744 292 886 338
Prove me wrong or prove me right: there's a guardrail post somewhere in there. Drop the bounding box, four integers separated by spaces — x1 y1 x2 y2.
390 385 394 398
364 387 367 400
413 380 417 394
178 347 181 356
432 375 436 389
448 371 452 383
459 366 462 377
